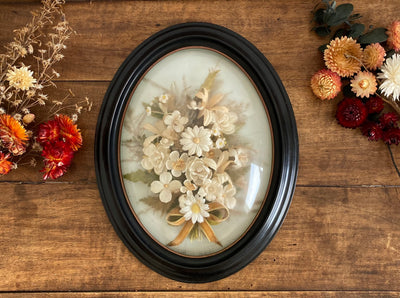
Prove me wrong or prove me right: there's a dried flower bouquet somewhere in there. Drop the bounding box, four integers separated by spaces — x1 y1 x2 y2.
0 0 91 179
123 69 250 247
311 0 400 176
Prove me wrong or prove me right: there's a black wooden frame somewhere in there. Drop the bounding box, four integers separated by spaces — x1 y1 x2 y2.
95 22 298 283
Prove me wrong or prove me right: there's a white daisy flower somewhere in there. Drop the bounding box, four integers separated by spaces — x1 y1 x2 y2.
159 94 169 104
179 192 210 224
150 172 182 203
377 53 400 101
215 137 226 149
166 151 188 177
164 110 188 133
146 106 152 116
180 125 212 157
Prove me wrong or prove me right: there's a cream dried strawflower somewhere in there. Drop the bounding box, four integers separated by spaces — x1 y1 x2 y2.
350 71 377 98
362 43 386 71
377 54 400 101
310 69 342 100
6 66 37 91
324 36 362 77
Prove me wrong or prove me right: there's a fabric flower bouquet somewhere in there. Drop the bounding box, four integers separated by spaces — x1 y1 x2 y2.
311 0 400 175
0 0 91 179
123 69 250 247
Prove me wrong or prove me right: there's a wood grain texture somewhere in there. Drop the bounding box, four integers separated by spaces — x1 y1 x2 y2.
1 291 400 297
0 0 399 295
0 185 399 291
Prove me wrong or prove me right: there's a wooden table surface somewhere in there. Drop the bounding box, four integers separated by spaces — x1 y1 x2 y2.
1 0 399 296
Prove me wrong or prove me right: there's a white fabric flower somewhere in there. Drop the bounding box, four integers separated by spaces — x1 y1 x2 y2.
378 53 400 101
166 151 188 177
180 179 197 194
179 192 210 224
141 143 169 175
164 110 188 133
199 178 223 202
159 94 169 104
215 138 226 149
185 156 215 186
150 172 182 203
145 106 152 116
180 125 212 156
229 148 249 168
217 184 237 209
212 107 238 135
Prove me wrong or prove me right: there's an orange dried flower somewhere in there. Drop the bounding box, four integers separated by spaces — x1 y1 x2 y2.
311 69 342 100
362 43 386 71
0 114 29 155
387 20 400 52
324 36 363 77
350 71 377 98
0 152 12 175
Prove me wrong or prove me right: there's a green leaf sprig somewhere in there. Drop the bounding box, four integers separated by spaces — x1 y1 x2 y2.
312 0 388 50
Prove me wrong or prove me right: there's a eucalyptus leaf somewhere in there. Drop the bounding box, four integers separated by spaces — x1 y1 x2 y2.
315 26 331 37
358 27 388 44
124 170 159 185
333 28 348 39
349 23 365 39
314 8 325 25
327 3 353 26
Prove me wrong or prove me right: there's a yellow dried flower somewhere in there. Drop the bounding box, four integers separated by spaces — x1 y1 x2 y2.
311 69 342 100
350 71 377 98
362 43 386 71
324 36 363 77
6 66 37 91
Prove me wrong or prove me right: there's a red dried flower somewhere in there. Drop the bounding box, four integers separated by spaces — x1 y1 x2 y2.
361 121 383 141
383 127 400 145
41 141 74 180
365 96 384 114
0 152 12 175
336 98 367 128
56 114 82 151
37 115 82 151
379 112 399 129
37 118 61 145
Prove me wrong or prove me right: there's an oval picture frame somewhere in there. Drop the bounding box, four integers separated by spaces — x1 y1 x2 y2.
95 22 298 283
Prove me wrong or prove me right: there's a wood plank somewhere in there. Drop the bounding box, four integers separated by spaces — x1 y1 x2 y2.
0 184 399 291
1 291 400 297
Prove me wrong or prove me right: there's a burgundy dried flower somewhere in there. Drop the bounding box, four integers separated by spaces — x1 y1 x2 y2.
383 127 400 145
361 121 383 141
379 112 399 129
365 96 384 114
336 98 368 128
